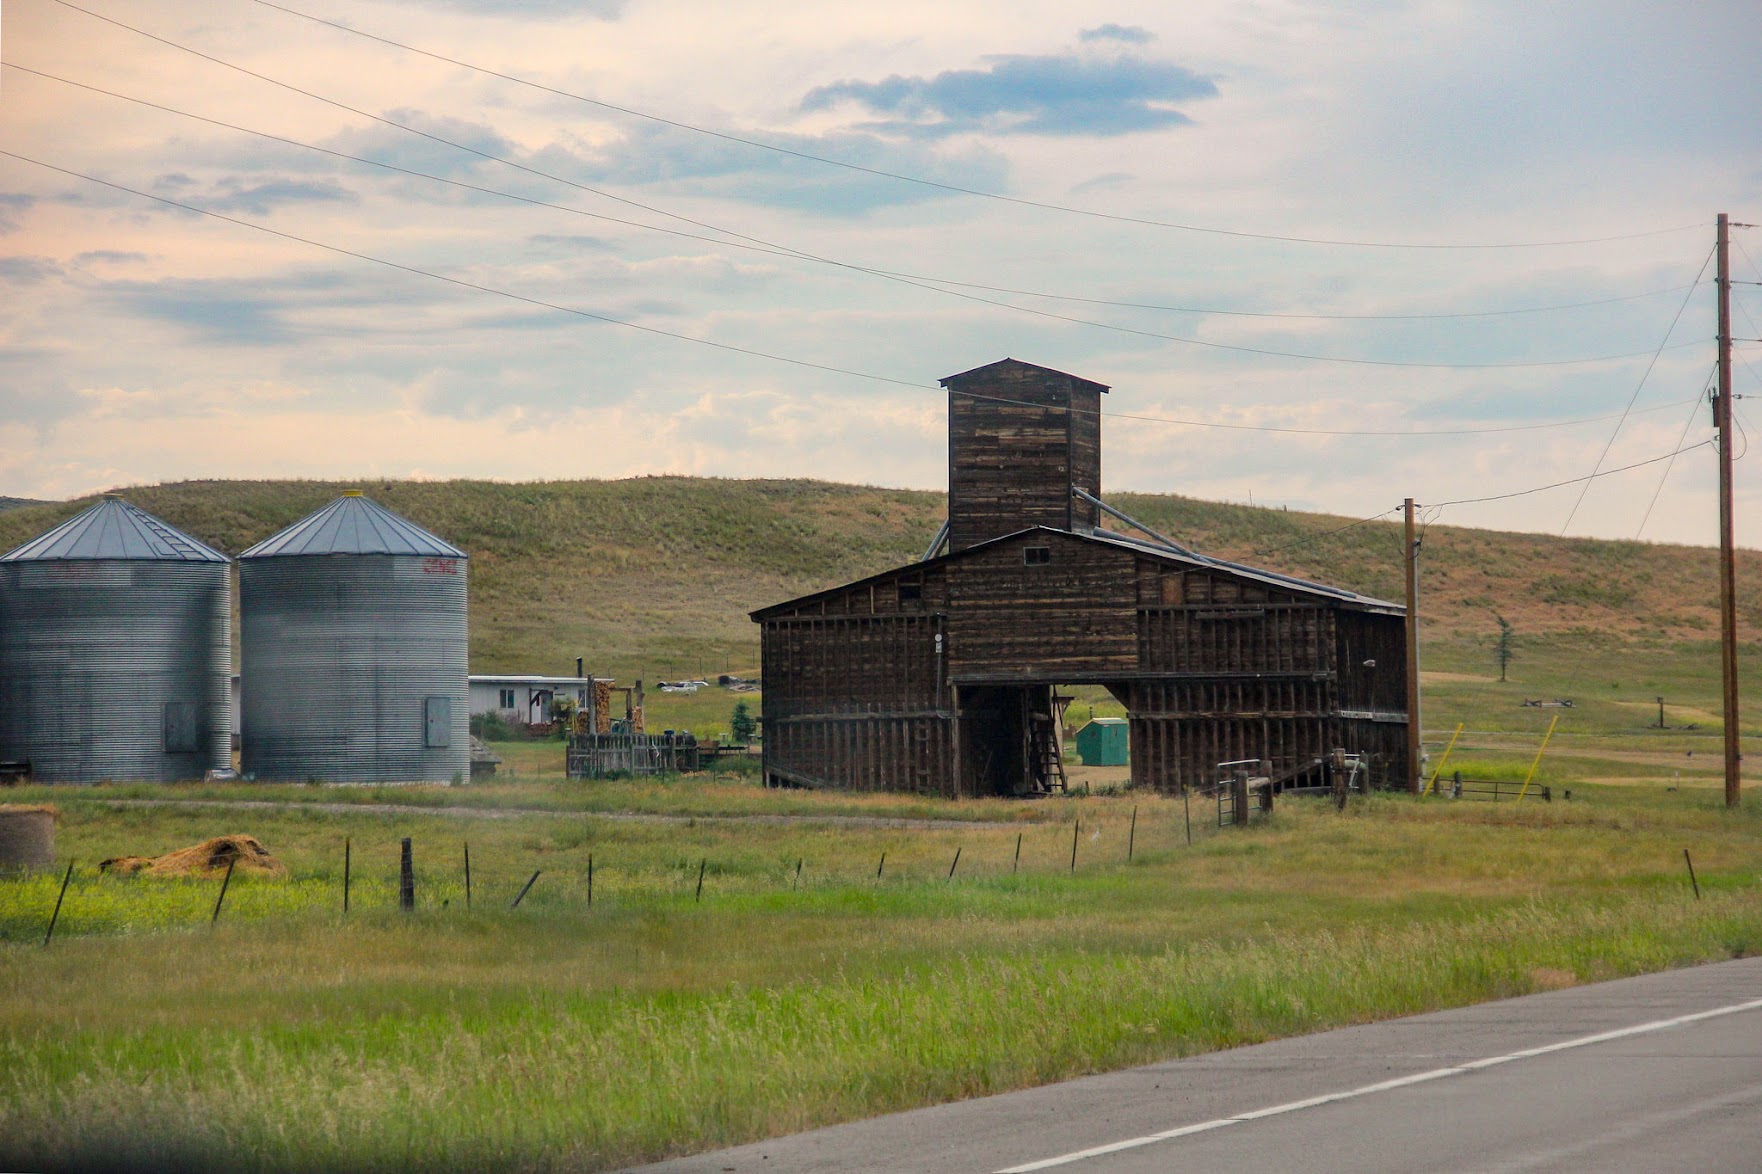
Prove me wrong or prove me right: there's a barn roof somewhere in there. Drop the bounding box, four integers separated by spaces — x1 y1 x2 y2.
939 357 1111 394
750 524 1402 620
1 496 228 563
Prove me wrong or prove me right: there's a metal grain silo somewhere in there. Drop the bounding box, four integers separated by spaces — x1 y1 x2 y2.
0 495 231 782
239 492 468 782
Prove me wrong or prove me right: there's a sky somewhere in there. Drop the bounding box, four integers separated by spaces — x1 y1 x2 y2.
2 0 1761 545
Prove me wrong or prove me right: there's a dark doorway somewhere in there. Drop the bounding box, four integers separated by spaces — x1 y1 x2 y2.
956 684 1074 796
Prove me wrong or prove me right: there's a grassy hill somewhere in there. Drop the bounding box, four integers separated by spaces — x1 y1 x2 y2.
0 477 1753 688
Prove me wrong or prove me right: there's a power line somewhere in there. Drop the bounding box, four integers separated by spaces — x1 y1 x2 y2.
0 147 1707 440
232 0 1700 252
1428 439 1716 509
1251 507 1402 557
7 54 1705 372
1558 246 1715 535
4 57 1709 326
1635 379 1711 538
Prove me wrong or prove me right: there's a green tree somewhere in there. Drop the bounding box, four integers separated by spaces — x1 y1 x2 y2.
729 699 757 745
1495 614 1515 682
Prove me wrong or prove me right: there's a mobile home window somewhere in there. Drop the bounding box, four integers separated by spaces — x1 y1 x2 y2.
499 688 515 708
1024 546 1052 565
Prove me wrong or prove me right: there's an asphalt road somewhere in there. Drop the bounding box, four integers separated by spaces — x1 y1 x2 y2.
635 955 1762 1173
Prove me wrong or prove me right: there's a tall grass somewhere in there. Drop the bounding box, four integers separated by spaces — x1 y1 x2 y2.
0 891 1754 1172
0 780 1758 1170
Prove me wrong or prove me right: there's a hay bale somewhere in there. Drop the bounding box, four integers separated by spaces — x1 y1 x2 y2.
0 805 56 872
99 835 287 878
593 680 614 734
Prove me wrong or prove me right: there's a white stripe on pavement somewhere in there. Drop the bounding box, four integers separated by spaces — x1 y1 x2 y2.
995 995 1762 1172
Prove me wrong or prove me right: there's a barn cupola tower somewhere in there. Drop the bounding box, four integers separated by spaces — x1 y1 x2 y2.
940 358 1108 554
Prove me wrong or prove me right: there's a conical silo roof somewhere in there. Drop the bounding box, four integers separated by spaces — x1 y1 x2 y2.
0 495 228 563
239 492 466 559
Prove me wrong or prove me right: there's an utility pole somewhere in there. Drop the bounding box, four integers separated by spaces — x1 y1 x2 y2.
1404 497 1422 794
1715 213 1741 809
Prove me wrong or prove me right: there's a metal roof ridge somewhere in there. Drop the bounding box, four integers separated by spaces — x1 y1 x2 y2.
240 494 466 558
0 498 228 563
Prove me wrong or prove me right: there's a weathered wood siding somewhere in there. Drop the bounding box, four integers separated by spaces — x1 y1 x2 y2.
944 531 1136 679
759 610 953 793
944 362 1104 553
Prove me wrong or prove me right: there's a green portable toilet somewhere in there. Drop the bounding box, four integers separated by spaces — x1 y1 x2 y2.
1075 718 1129 766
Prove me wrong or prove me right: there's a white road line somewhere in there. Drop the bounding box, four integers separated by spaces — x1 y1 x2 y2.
994 995 1762 1173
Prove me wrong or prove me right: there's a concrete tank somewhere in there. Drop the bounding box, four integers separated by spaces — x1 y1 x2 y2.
239 492 468 782
0 495 231 782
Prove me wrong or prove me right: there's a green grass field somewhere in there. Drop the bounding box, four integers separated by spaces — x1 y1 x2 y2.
2 765 1758 1171
3 476 1761 1169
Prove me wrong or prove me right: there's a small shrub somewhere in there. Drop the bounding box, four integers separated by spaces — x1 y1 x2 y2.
470 712 516 741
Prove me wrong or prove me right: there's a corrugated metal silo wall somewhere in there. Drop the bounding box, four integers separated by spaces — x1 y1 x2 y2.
0 560 231 781
240 555 468 782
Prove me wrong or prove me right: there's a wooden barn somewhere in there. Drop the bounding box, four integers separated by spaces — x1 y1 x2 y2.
750 359 1411 796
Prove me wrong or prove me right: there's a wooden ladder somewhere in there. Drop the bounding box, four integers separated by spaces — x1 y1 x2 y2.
1029 715 1067 793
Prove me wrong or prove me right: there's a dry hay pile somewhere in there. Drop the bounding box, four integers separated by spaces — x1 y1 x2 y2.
593 679 614 733
101 835 288 878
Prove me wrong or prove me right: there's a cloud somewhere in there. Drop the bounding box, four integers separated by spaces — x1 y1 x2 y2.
0 193 35 235
0 256 62 284
1079 24 1155 45
382 0 624 18
74 251 149 267
319 110 520 180
202 179 356 216
92 271 371 347
800 49 1217 137
564 123 1010 215
528 234 616 252
147 173 355 216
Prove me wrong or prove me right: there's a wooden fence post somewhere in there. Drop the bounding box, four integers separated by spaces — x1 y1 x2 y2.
400 838 415 911
511 870 541 909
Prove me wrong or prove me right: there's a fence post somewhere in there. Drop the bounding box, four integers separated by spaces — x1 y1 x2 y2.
1070 819 1080 873
211 855 237 925
695 858 707 902
400 838 415 911
1684 849 1702 900
43 859 73 948
1013 832 1022 874
1128 806 1137 862
511 869 541 908
464 842 472 909
948 847 961 879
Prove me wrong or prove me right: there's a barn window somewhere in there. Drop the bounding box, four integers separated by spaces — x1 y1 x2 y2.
898 579 924 607
1024 546 1052 565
